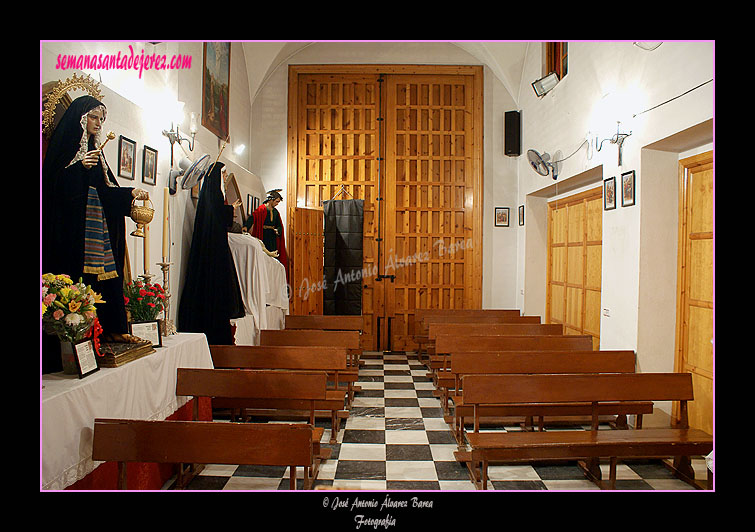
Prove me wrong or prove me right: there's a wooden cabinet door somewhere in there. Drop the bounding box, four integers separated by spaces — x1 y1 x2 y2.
675 151 714 434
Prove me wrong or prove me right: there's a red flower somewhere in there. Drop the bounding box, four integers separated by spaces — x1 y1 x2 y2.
147 302 156 308
123 295 130 304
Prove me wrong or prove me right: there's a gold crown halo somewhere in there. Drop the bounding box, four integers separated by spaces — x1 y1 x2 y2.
42 73 103 137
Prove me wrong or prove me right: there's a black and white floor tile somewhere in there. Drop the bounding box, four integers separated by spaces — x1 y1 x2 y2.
171 351 710 491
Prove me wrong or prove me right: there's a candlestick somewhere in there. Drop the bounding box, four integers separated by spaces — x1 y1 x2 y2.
144 222 150 275
162 187 170 262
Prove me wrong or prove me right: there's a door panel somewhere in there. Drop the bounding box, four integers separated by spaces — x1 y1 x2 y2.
547 187 602 349
675 151 713 433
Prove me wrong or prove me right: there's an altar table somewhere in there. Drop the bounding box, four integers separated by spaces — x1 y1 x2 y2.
40 332 213 490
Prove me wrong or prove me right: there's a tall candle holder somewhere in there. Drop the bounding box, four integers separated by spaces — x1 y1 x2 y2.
156 261 176 336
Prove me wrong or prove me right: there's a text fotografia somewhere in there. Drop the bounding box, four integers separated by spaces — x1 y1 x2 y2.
298 237 473 301
55 45 192 79
324 494 433 529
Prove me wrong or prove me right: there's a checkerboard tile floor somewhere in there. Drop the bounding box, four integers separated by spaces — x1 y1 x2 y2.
172 351 710 491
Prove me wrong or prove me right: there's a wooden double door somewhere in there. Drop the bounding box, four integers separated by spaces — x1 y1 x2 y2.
287 65 484 351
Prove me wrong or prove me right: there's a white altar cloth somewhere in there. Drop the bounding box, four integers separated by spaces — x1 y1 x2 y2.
228 233 289 345
40 332 213 490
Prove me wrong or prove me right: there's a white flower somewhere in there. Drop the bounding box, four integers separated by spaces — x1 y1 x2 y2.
64 313 84 327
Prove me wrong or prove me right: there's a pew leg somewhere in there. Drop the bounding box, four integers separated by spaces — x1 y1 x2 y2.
481 458 489 491
117 461 127 490
290 466 297 490
612 414 628 429
578 457 602 485
607 457 618 490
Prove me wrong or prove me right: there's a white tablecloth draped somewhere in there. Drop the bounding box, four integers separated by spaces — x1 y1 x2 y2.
228 233 289 345
40 332 213 490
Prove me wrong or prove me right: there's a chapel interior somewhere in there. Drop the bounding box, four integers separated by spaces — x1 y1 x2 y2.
40 41 715 495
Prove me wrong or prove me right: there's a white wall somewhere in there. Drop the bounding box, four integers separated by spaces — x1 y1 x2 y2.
248 42 521 309
41 41 266 323
516 41 714 382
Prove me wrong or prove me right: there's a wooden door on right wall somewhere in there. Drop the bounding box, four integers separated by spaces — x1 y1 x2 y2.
675 150 714 434
546 186 602 350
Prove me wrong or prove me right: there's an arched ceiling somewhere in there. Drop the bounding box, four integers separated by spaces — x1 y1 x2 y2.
241 41 531 106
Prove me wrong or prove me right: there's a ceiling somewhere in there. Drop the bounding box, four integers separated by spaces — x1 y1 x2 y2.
241 41 531 106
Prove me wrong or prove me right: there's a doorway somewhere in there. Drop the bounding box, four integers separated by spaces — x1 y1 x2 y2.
287 65 484 351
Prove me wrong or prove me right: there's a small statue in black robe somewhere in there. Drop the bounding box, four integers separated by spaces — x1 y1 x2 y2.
177 162 245 345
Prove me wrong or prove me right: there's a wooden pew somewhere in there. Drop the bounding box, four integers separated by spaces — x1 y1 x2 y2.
260 329 362 368
414 311 541 362
92 418 313 490
430 334 595 381
210 344 354 428
457 372 713 490
285 314 363 332
443 350 652 441
176 368 334 486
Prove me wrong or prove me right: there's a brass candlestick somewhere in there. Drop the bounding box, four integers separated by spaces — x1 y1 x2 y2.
157 261 176 336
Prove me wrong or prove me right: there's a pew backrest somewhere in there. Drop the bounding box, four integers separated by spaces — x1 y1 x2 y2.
285 315 363 332
210 345 349 372
176 368 328 401
436 334 594 354
429 322 563 340
259 329 361 349
92 418 313 469
450 350 637 376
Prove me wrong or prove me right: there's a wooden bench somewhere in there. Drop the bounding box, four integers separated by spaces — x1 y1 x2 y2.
260 329 362 368
176 367 334 486
457 372 713 490
210 343 356 413
285 314 363 332
430 334 595 381
442 350 651 441
412 309 539 360
92 418 314 490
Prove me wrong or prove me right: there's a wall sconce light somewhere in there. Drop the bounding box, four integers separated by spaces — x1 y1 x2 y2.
596 121 632 166
162 109 197 166
532 72 560 98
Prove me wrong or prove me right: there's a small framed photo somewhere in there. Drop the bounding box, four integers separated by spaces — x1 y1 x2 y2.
142 145 158 186
118 135 136 180
62 339 100 379
621 170 636 207
129 320 162 348
604 176 616 211
495 207 510 227
518 205 525 226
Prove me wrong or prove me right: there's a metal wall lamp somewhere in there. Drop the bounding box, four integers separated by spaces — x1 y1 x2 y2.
596 121 632 166
162 111 197 166
532 72 560 98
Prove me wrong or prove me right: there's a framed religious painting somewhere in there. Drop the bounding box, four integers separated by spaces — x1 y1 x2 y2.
142 145 157 185
604 176 616 210
621 170 636 207
202 42 231 140
118 135 136 180
495 207 509 227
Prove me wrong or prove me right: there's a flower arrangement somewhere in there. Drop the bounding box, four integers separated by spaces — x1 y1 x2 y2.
124 280 165 322
42 273 103 343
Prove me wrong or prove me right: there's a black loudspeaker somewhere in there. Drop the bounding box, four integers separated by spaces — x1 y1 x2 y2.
504 110 521 157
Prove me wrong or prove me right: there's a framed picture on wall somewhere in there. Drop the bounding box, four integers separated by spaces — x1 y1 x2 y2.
621 170 636 207
518 205 524 226
495 207 509 227
604 176 616 210
142 145 157 185
202 42 231 140
118 135 136 180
